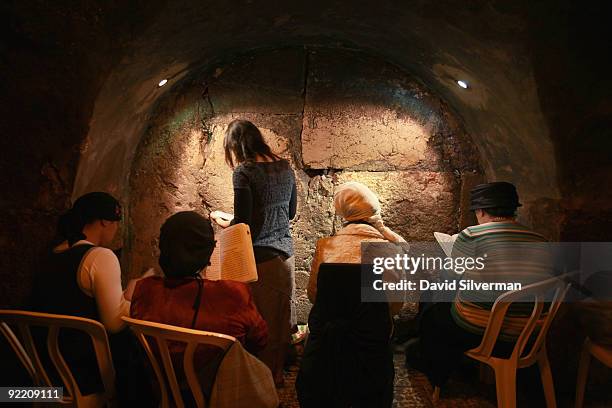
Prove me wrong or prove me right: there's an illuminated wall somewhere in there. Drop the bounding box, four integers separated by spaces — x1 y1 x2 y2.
127 47 482 321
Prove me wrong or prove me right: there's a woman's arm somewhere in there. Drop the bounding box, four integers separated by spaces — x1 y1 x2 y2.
85 248 130 333
289 181 297 220
231 187 253 226
230 168 253 226
307 241 324 303
123 268 159 301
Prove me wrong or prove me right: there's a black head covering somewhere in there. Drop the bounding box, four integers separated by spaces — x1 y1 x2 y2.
469 182 522 210
158 211 216 278
58 192 122 246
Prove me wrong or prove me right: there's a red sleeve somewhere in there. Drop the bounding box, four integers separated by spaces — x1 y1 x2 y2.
129 278 146 318
129 277 163 321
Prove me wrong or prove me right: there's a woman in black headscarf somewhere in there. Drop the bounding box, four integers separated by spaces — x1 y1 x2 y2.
30 191 153 406
130 211 268 384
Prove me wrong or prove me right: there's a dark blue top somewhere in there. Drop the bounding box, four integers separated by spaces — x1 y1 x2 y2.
231 159 297 261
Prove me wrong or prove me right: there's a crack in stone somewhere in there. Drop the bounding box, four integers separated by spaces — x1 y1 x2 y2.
299 48 309 169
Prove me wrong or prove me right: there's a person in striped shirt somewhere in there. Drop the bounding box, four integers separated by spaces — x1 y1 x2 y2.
405 182 553 387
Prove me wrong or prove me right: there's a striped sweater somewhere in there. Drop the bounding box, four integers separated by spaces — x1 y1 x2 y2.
450 221 552 337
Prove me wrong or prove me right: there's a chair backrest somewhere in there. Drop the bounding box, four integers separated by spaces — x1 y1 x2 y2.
469 276 570 365
316 263 362 316
0 309 115 406
316 263 391 331
122 316 236 408
304 263 394 406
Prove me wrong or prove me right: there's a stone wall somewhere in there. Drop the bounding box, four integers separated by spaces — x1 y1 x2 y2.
128 47 482 322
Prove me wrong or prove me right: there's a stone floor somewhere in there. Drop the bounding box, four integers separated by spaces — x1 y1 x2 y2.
277 346 497 408
277 346 610 408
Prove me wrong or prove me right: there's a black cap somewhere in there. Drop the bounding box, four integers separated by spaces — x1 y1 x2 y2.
469 182 522 211
159 211 216 278
73 192 122 221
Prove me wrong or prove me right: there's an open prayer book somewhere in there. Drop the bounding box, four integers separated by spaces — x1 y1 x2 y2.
433 232 458 257
205 223 258 283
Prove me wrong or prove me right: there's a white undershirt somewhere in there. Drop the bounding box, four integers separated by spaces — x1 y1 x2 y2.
53 240 130 333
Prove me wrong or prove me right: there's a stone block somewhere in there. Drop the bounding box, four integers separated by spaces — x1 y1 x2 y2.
295 270 310 291
291 171 336 271
302 109 432 170
295 293 312 324
336 171 459 240
209 48 306 115
458 171 484 230
301 49 446 171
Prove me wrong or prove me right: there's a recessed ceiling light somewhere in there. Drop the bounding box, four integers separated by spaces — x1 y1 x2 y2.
457 80 469 89
158 79 168 87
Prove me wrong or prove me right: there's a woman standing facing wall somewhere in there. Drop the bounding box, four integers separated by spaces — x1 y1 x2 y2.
211 119 297 387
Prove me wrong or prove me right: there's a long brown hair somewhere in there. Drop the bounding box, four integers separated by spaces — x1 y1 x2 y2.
223 119 279 168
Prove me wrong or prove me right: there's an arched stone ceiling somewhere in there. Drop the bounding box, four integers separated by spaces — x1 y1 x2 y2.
73 0 559 205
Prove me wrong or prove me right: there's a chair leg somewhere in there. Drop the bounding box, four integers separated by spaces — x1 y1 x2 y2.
575 340 592 408
493 363 517 408
537 350 557 408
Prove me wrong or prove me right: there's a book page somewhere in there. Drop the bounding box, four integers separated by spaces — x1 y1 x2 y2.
205 223 257 282
206 247 222 281
219 224 258 282
434 232 458 257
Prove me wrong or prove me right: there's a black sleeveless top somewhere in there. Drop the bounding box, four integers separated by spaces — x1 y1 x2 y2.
30 243 103 394
31 244 99 320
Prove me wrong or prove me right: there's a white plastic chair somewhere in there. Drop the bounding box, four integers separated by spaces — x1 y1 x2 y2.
575 337 612 408
0 309 116 407
122 316 236 408
444 276 570 408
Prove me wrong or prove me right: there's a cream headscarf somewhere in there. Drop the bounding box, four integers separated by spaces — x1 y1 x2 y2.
333 182 406 243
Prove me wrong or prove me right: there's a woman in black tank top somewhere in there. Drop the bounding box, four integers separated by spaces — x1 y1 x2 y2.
30 192 154 405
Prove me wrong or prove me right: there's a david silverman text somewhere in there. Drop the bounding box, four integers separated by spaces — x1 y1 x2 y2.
372 279 522 291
